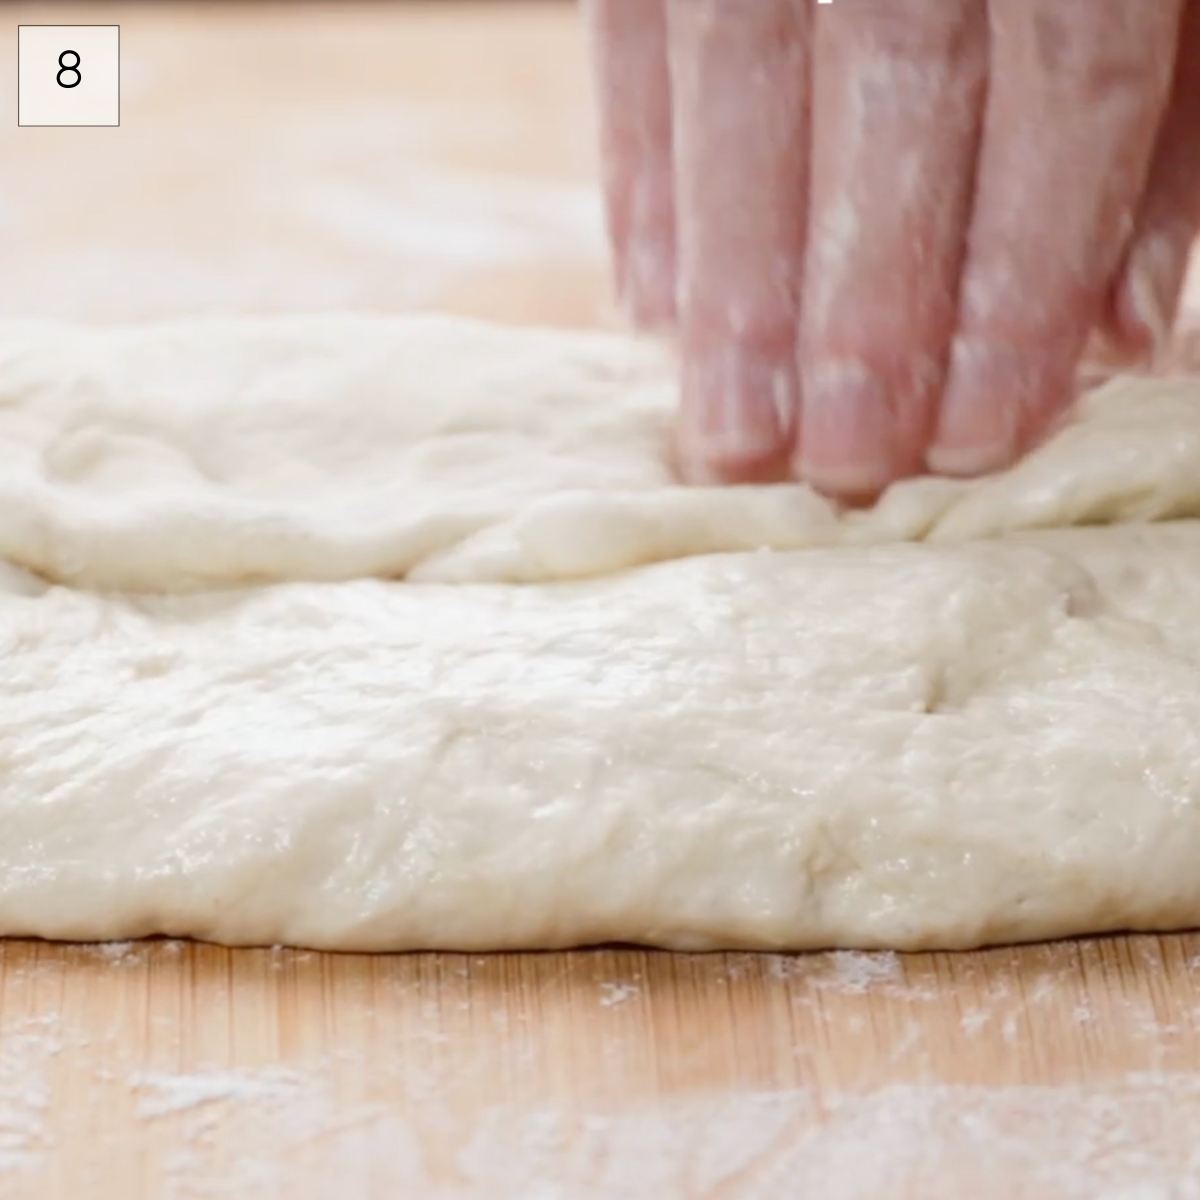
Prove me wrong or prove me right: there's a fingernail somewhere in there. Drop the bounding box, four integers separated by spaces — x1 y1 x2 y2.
1120 246 1178 362
798 364 901 498
677 346 796 484
926 339 1022 478
1128 270 1168 351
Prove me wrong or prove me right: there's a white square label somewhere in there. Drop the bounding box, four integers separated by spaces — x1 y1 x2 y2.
18 25 120 127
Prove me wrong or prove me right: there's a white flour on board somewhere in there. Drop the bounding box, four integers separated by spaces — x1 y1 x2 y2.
598 983 640 1009
130 1070 310 1121
4 1043 1200 1199
1 946 1199 1197
770 950 903 992
0 1025 55 1175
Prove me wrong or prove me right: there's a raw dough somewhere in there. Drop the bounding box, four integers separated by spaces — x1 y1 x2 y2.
3 314 1200 951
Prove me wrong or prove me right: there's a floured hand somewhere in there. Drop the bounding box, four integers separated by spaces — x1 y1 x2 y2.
585 0 1200 496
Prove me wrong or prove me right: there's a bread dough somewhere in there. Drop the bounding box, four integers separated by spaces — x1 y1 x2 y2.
3 314 1200 951
5 314 1200 592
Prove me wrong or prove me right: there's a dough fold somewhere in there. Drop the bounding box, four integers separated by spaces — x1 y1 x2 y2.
2 315 1200 951
2 314 1200 590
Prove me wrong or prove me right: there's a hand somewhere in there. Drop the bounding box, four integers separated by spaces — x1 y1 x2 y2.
585 0 1200 497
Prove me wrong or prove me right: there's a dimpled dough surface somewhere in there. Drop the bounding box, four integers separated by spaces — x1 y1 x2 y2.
3 314 1200 951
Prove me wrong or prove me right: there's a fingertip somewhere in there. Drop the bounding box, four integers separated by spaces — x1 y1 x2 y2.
797 363 929 499
665 0 808 482
1100 0 1200 364
928 336 1085 479
1104 233 1190 365
925 441 1015 480
926 339 1025 479
675 345 797 485
1124 259 1172 353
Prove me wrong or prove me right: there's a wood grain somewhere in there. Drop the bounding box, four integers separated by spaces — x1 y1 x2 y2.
3 937 1200 1197
4 3 1200 1197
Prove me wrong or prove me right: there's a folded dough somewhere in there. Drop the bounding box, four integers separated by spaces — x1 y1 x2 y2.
2 315 1200 951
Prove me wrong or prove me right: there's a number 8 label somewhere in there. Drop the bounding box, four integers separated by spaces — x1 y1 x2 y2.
56 50 82 89
18 25 118 126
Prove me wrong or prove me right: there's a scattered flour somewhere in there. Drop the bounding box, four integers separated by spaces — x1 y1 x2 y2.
0 1028 55 1174
961 1010 992 1036
598 984 640 1009
131 1070 309 1120
764 950 941 1000
23 1072 1200 1199
818 952 904 994
78 940 184 965
2 943 1200 1198
84 942 139 964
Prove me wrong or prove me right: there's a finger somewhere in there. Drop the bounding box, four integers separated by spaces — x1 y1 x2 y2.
1101 0 1200 362
581 0 678 328
929 0 1183 477
667 0 810 484
798 0 989 497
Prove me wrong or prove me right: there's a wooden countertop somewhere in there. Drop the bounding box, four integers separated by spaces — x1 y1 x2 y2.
3 4 1200 1197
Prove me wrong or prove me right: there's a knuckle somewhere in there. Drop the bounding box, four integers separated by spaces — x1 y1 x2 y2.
831 0 984 63
1009 2 1180 96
